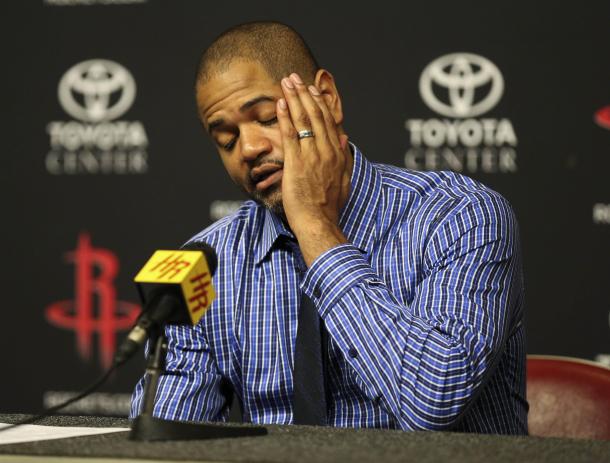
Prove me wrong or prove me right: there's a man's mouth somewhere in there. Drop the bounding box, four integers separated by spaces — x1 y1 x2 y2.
251 164 283 191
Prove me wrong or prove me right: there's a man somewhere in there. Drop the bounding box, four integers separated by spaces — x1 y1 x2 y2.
130 21 527 434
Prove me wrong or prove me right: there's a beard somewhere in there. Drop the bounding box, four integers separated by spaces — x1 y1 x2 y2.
240 157 286 219
249 182 285 218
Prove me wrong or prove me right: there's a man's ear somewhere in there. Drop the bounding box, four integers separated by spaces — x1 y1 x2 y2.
314 69 344 125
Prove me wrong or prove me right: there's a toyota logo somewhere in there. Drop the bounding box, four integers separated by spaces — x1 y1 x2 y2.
419 53 504 118
58 59 136 123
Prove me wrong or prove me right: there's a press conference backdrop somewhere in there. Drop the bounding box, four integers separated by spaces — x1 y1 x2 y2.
1 1 608 416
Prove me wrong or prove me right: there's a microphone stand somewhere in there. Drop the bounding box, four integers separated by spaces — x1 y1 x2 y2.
130 325 267 441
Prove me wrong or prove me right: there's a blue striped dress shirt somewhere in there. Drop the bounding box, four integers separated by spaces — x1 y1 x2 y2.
130 142 527 434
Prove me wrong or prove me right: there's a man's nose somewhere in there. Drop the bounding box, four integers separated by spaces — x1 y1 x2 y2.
240 125 272 162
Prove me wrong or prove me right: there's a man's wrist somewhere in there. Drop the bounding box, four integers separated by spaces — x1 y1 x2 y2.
301 244 376 317
292 219 348 267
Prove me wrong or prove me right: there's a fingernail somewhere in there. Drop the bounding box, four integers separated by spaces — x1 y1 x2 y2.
282 77 294 89
278 98 287 110
308 85 320 96
291 73 303 84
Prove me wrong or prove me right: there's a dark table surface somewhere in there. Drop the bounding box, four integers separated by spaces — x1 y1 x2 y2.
0 414 608 463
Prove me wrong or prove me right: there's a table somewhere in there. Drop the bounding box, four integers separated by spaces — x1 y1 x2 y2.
0 414 608 463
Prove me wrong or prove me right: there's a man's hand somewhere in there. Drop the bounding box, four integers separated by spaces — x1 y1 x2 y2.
276 72 352 266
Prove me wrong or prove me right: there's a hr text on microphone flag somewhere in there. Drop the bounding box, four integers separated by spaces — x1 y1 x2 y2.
134 250 215 324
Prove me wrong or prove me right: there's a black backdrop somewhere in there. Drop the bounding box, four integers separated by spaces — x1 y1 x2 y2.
1 0 609 416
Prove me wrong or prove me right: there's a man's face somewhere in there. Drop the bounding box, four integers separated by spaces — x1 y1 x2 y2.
196 60 286 215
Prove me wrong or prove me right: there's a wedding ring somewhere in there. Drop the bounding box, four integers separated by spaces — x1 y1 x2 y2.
297 130 314 140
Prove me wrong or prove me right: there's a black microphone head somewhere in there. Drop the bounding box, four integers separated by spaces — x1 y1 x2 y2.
181 240 218 276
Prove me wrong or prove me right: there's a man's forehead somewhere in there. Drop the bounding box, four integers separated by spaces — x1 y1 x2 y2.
196 60 280 122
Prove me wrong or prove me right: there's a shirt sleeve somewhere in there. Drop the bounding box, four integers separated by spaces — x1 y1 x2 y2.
300 193 522 431
128 321 228 422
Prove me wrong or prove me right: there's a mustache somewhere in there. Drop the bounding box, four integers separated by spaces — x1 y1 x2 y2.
249 158 284 182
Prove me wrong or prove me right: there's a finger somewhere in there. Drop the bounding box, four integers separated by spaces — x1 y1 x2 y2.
303 82 342 154
276 97 300 164
289 74 336 156
281 76 318 153
339 134 349 151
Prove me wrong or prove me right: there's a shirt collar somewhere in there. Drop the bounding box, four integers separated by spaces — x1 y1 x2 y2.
338 141 382 256
253 141 382 264
253 206 293 264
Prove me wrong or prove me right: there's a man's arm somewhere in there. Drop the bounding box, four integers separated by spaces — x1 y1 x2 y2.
129 322 228 422
301 194 523 430
275 72 523 429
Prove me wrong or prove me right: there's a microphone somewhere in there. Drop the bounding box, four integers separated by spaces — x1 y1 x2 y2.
113 241 217 366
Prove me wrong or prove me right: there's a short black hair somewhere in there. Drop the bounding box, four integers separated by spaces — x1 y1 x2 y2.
195 21 320 89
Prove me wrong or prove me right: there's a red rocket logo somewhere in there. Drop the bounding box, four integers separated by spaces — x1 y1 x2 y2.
45 233 141 369
594 105 610 130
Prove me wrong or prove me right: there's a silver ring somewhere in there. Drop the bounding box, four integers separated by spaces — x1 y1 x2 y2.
297 130 314 140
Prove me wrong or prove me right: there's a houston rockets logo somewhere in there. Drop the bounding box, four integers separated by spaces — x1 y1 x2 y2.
45 233 141 369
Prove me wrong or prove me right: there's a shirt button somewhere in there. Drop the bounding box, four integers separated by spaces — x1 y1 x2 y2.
348 347 358 358
313 287 321 298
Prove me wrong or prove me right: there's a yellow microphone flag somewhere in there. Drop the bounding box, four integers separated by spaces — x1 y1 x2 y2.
134 250 215 324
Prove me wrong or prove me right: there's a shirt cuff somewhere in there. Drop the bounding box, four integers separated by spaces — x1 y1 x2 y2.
300 243 379 317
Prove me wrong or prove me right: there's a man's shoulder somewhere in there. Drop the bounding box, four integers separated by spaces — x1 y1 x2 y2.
369 161 519 264
372 161 512 218
184 200 260 250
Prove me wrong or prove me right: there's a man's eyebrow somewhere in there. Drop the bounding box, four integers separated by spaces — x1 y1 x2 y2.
207 95 276 133
239 95 275 112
